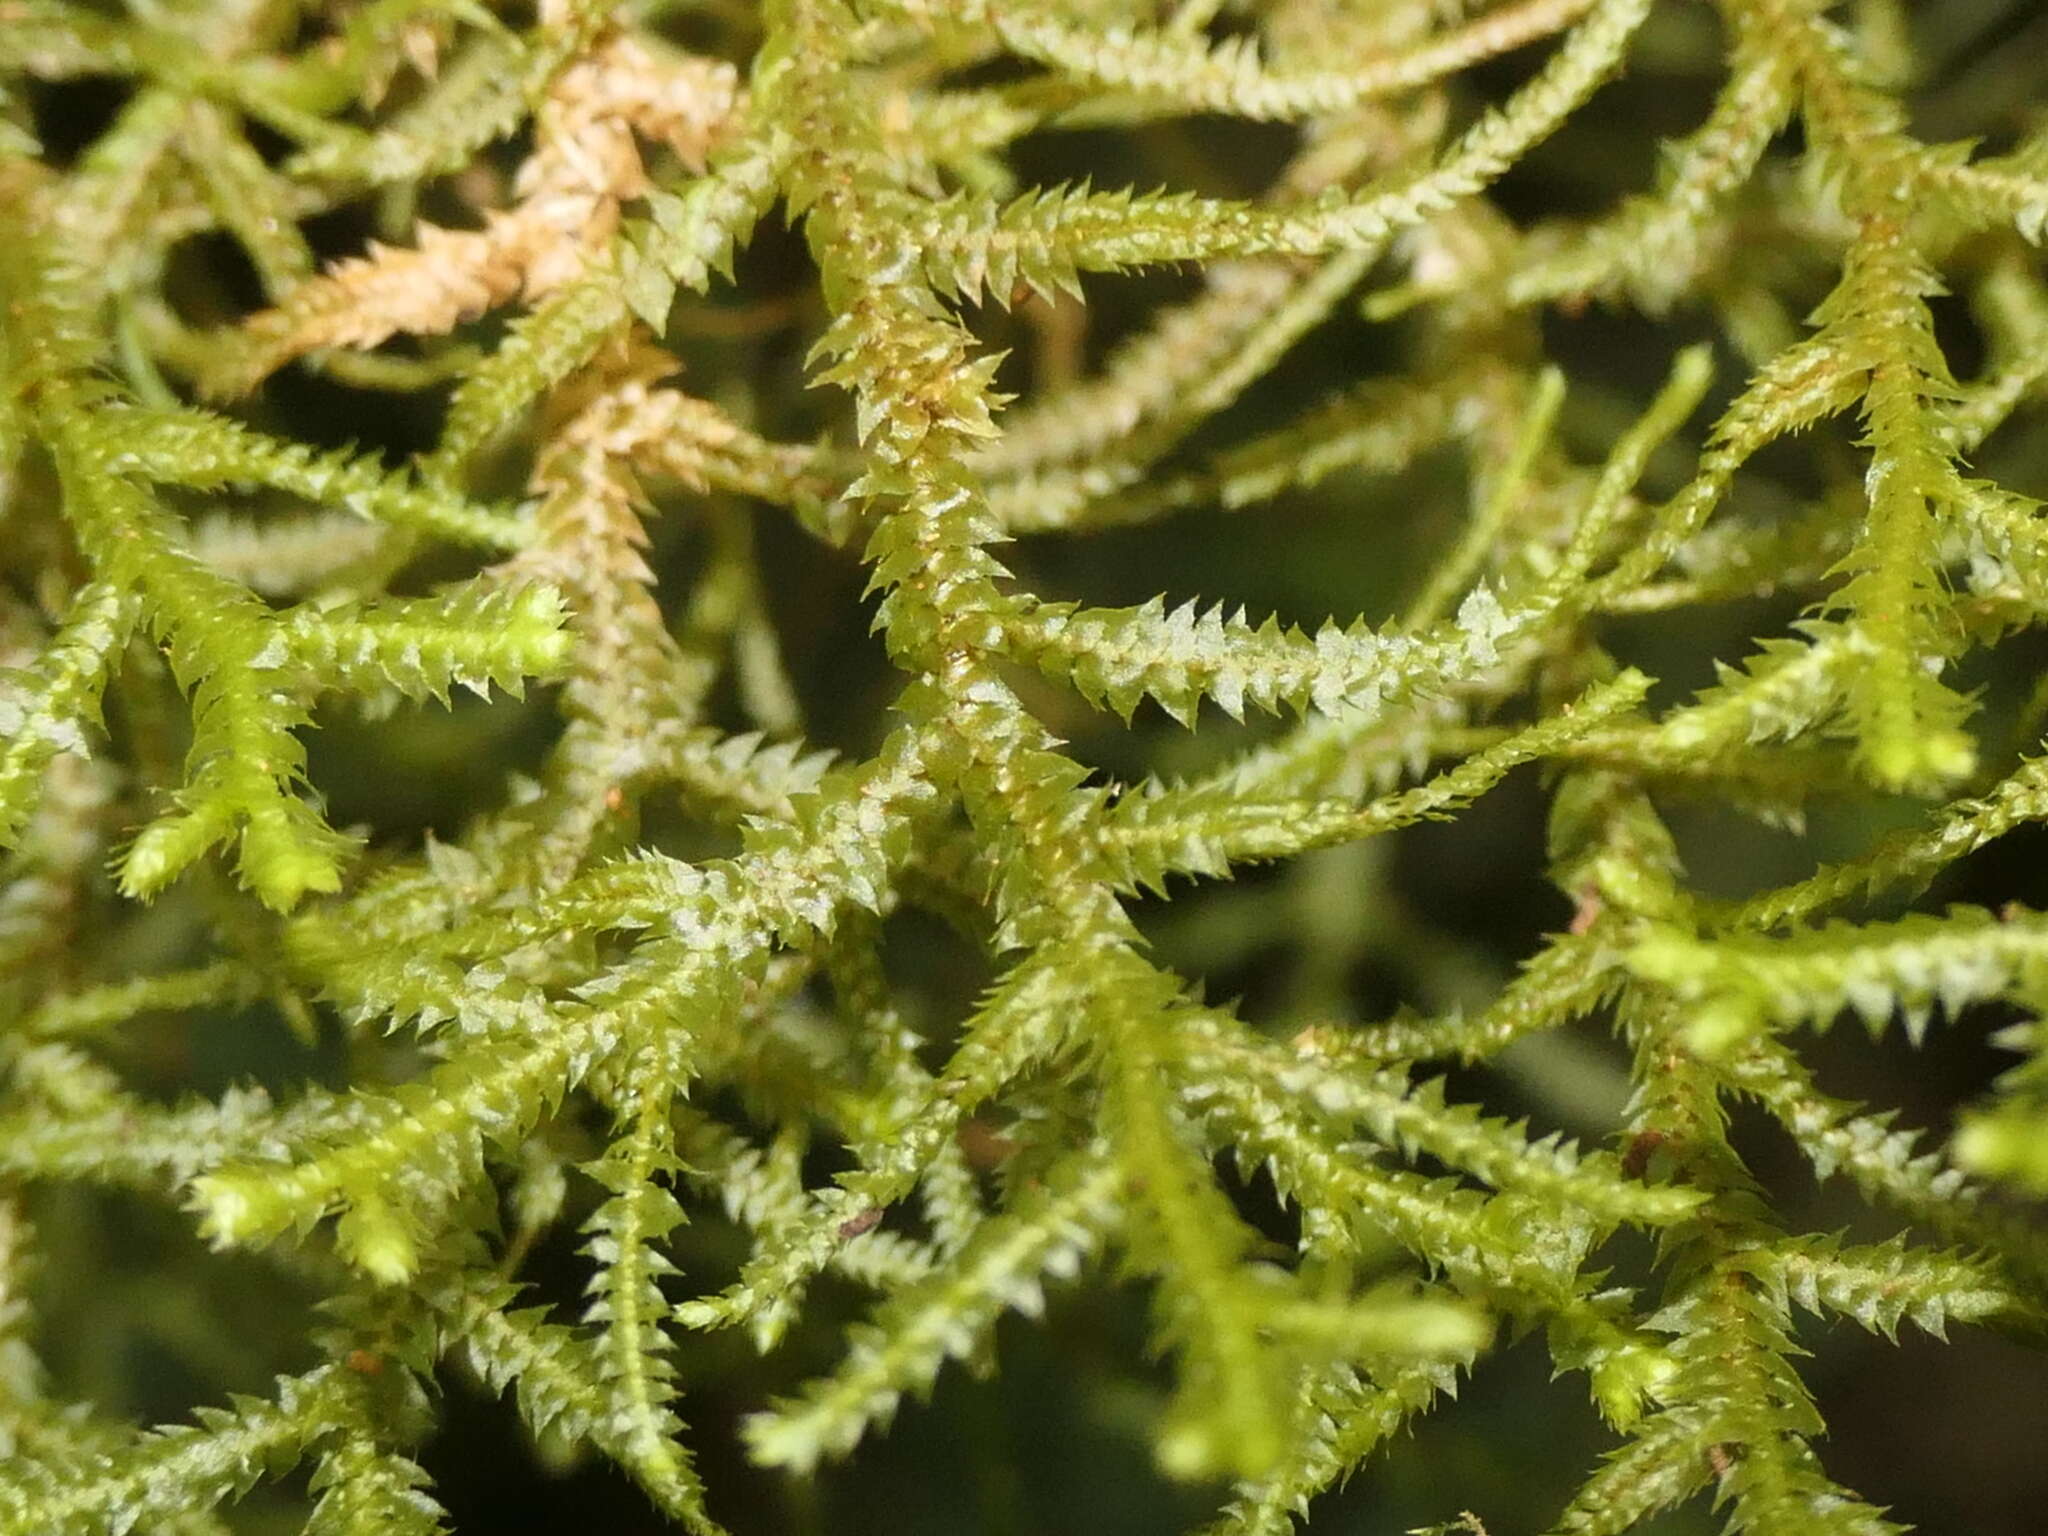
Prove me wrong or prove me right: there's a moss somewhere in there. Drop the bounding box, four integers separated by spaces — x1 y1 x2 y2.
2 1 2047 1532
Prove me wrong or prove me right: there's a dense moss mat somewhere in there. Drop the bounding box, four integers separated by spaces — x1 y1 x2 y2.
3 1 2048 1532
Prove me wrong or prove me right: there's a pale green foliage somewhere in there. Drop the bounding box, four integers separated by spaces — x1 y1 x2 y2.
3 0 2048 1534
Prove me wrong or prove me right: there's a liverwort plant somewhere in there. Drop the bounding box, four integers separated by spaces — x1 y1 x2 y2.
2 0 2048 1531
